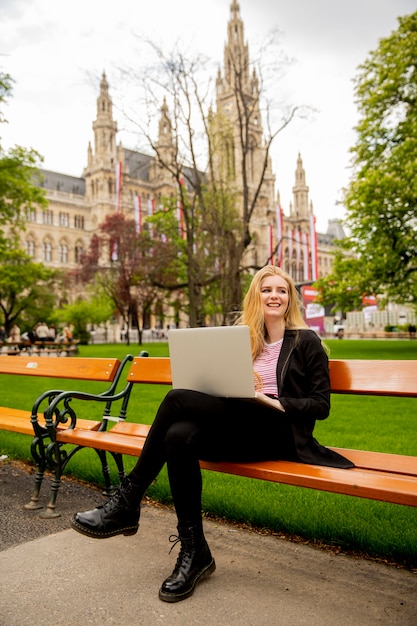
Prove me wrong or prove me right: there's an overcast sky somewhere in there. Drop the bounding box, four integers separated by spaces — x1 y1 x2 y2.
0 0 415 232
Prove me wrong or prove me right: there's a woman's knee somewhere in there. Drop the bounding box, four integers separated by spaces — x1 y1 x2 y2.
164 421 201 457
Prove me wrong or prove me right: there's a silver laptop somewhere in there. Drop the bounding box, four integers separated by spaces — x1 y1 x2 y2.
167 325 256 398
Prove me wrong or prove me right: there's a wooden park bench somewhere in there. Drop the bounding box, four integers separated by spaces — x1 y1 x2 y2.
32 340 80 356
0 354 133 516
15 356 417 518
0 340 79 356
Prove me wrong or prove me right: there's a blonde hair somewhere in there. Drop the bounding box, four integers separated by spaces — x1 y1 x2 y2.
236 266 308 360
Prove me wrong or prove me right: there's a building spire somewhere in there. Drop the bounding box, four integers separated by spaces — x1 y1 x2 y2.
216 1 262 135
92 71 118 162
223 0 249 87
157 98 173 148
97 72 112 119
291 153 310 218
155 97 175 171
231 0 240 18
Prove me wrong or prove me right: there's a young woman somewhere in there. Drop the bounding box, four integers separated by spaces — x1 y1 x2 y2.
71 266 353 602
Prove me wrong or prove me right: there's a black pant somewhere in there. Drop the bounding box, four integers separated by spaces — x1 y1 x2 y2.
128 389 296 526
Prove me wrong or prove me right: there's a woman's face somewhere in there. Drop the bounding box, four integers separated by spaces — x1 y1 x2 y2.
260 274 289 324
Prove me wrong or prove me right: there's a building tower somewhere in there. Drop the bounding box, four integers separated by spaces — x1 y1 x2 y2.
214 0 276 267
84 72 122 227
291 153 311 220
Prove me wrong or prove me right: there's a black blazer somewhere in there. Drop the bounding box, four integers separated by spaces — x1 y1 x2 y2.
277 329 354 469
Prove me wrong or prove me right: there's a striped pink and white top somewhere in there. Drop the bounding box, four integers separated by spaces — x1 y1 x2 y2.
253 339 283 397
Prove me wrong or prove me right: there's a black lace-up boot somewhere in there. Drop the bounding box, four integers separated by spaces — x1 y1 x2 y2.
70 476 141 539
158 524 216 602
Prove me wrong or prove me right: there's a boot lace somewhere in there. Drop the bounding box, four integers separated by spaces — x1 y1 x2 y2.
100 489 124 513
167 533 194 573
168 534 181 554
99 479 132 512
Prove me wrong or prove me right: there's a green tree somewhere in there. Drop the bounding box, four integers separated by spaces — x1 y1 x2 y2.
0 71 12 124
0 70 47 244
336 12 417 308
56 296 114 344
0 69 52 331
0 248 57 334
314 250 367 316
148 185 243 326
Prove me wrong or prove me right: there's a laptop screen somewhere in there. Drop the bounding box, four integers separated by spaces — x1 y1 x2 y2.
167 326 256 398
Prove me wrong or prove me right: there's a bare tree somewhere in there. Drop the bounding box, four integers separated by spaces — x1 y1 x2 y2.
116 23 302 324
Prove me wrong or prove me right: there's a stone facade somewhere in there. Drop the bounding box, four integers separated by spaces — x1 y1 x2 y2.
22 1 343 285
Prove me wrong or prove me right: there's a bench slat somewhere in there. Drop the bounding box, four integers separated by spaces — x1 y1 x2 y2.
0 408 36 435
111 422 151 437
0 409 102 435
126 357 417 397
56 428 147 453
59 422 417 479
329 360 417 397
200 459 417 507
331 447 417 477
110 423 417 478
127 357 172 384
0 356 121 382
55 428 417 507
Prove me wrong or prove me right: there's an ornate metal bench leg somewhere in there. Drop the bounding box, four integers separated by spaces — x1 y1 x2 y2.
95 449 114 496
111 451 126 483
37 441 65 519
24 436 47 510
24 468 45 510
39 473 62 519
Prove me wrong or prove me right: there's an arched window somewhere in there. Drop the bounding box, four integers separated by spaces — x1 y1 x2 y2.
25 240 35 257
75 243 83 263
59 243 68 264
74 215 84 229
42 241 53 262
42 210 53 225
25 208 36 222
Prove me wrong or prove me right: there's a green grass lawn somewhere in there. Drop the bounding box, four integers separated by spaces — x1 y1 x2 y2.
1 339 417 567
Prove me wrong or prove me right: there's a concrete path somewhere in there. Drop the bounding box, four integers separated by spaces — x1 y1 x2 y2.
1 461 416 625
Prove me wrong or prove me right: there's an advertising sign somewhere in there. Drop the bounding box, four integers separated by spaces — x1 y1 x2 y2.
301 286 325 334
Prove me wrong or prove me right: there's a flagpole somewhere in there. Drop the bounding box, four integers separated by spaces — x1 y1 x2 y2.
115 162 122 213
309 214 318 281
275 205 283 267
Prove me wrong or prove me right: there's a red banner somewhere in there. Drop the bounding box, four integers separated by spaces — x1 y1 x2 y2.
301 285 325 334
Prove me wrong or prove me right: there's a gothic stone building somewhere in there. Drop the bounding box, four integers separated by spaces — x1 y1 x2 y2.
22 1 344 307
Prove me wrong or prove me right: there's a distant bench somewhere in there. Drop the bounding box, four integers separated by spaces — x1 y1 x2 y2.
0 340 79 356
4 355 415 518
